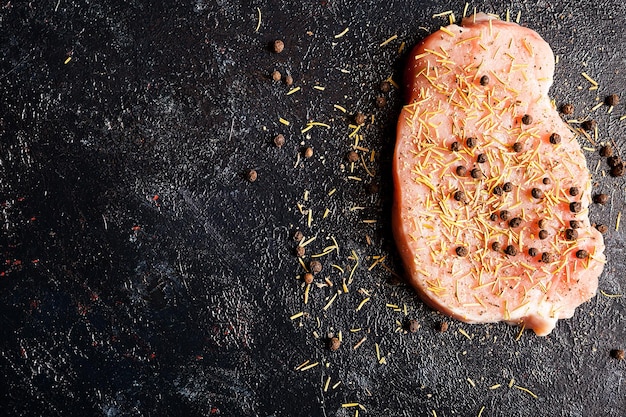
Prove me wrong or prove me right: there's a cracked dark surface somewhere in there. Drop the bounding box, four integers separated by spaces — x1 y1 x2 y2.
0 1 624 416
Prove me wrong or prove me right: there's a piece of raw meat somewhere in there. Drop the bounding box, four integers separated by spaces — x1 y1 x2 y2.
393 13 606 336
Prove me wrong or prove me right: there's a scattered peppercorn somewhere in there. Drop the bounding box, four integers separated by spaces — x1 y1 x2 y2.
273 39 285 53
380 80 391 93
470 168 483 179
503 182 513 192
477 153 487 163
512 142 523 152
599 145 613 157
581 119 596 131
407 319 420 333
328 337 341 351
570 220 581 229
521 114 533 125
295 246 305 257
575 249 589 259
450 141 460 151
246 169 258 182
570 202 582 213
605 94 620 106
285 74 294 85
541 252 554 263
569 186 580 196
480 75 490 86
542 177 551 185
293 230 304 242
491 242 501 251
303 272 314 284
607 156 622 168
593 193 609 205
375 96 387 108
504 245 518 256
610 163 625 177
509 217 522 228
489 213 498 222
272 70 281 81
596 224 609 234
499 210 510 221
453 191 466 202
561 103 574 115
538 219 547 229
531 188 544 199
493 186 503 196
365 182 379 194
355 112 366 125
346 150 359 163
549 133 561 144
303 147 314 158
439 321 449 332
274 133 286 148
310 260 322 274
610 349 625 360
538 230 549 240
528 247 538 257
466 137 477 148
456 166 467 176
565 228 578 241
456 246 468 257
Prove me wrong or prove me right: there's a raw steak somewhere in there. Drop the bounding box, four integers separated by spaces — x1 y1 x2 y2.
393 13 606 336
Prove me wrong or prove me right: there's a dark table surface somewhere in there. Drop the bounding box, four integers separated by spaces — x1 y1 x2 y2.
1 1 625 416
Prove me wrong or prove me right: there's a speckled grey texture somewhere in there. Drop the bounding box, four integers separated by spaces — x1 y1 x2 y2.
0 1 624 416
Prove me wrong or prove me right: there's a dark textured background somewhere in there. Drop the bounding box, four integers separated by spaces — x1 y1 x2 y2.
0 1 624 416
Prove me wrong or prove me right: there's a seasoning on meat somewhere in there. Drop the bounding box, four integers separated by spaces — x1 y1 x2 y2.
392 13 605 336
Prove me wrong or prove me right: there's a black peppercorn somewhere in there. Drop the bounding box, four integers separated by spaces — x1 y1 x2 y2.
285 74 294 85
246 169 258 182
549 133 561 144
346 150 359 163
328 337 341 351
531 188 544 199
570 202 582 213
504 245 518 256
470 168 483 179
273 39 285 53
565 228 578 240
528 247 538 257
492 242 502 251
610 163 625 177
480 75 490 86
439 321 449 332
490 213 498 222
607 156 622 168
503 182 513 192
596 224 608 234
380 80 391 93
542 177 551 185
561 103 574 115
499 210 510 221
581 119 596 131
593 193 609 205
274 133 286 148
355 112 366 125
599 145 613 157
570 220 581 229
293 230 304 242
456 246 469 257
610 349 625 360
303 147 314 158
295 246 305 257
539 230 549 240
375 96 387 108
605 94 619 106
575 249 589 259
303 272 314 284
541 252 554 263
466 137 477 148
509 217 522 228
450 141 460 151
521 114 533 125
569 187 580 196
538 219 547 229
453 191 466 202
493 185 503 196
512 142 523 152
477 153 487 163
456 166 467 176
407 319 420 333
272 70 282 81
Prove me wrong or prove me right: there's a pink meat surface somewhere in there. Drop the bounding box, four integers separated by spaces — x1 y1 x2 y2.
393 13 606 336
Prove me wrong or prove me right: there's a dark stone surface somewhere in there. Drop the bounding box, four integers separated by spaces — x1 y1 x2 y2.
0 1 624 416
